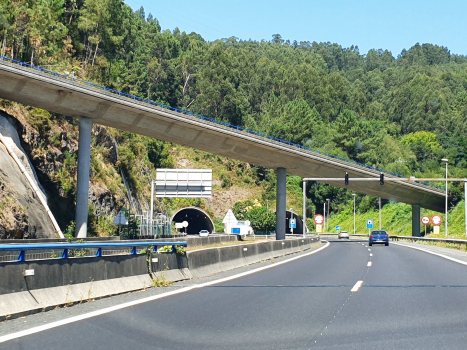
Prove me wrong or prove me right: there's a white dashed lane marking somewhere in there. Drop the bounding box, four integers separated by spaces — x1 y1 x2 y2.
351 280 364 292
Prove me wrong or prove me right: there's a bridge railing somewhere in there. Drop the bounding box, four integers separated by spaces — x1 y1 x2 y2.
0 241 187 262
0 55 443 192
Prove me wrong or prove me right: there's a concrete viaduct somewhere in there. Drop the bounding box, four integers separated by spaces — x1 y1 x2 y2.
0 58 445 238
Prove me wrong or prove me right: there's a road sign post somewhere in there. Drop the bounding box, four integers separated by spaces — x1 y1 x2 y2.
432 215 442 235
367 219 374 235
314 214 324 234
421 216 431 236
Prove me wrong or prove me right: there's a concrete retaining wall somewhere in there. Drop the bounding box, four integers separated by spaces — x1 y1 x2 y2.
0 254 150 318
187 237 319 278
0 254 148 295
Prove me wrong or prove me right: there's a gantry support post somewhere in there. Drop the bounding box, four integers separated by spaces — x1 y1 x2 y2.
303 180 306 237
412 204 421 237
276 168 286 240
75 118 92 238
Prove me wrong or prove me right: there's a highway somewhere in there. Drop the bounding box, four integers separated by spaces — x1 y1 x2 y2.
2 240 467 349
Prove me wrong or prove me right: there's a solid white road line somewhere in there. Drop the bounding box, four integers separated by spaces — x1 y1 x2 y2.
351 280 364 292
367 261 372 267
0 241 331 343
392 242 467 266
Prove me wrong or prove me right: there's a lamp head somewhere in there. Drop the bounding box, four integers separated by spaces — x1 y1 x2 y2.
441 158 449 162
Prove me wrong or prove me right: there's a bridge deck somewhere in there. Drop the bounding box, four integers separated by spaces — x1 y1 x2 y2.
0 59 444 211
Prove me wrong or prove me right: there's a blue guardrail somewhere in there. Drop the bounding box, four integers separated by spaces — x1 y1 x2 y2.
0 55 443 191
0 241 187 262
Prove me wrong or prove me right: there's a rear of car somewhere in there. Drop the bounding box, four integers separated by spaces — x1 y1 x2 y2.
338 231 349 239
369 230 389 246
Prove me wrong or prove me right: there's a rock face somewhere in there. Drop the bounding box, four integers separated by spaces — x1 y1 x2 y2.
0 109 125 238
0 141 56 238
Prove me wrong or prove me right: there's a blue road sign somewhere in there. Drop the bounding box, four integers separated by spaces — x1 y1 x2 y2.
289 219 296 229
367 219 374 229
335 225 340 231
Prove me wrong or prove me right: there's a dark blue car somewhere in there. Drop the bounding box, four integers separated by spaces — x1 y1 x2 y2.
369 230 389 246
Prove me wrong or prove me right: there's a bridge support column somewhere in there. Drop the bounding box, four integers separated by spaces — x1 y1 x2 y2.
412 204 421 237
276 167 286 240
75 118 92 238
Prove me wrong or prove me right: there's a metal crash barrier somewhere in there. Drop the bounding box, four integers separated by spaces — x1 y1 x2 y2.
0 241 187 262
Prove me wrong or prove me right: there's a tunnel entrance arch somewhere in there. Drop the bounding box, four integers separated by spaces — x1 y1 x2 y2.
171 207 215 235
285 210 308 234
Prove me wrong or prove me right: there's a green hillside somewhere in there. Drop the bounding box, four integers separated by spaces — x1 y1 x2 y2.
325 201 466 238
0 0 466 237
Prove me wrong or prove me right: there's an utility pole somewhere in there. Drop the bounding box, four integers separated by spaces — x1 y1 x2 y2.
323 203 326 233
352 194 356 234
441 158 448 237
379 197 382 230
302 181 306 237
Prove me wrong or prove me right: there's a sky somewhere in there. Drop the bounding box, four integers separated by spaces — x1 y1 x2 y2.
123 0 467 56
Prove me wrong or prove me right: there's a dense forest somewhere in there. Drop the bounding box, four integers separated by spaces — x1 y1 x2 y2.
1 0 466 236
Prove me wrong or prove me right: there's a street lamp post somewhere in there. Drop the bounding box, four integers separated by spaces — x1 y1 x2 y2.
379 197 382 230
326 198 330 232
352 194 356 235
441 158 448 237
323 203 326 233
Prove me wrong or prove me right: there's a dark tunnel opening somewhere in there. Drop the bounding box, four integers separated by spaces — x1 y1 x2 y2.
285 210 308 234
172 207 215 235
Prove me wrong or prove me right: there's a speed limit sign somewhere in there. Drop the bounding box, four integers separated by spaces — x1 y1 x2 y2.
421 216 431 225
432 215 442 226
314 214 324 225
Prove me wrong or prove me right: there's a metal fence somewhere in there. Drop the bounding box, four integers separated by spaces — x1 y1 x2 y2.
0 241 187 263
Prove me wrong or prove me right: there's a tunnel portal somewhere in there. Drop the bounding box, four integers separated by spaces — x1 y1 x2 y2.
171 207 215 235
285 210 308 234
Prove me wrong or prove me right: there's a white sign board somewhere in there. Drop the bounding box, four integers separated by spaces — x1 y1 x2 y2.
314 215 324 225
432 215 442 226
155 169 212 198
421 216 431 225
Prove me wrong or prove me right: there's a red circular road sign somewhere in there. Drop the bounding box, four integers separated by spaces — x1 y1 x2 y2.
432 215 443 226
314 214 324 225
421 216 431 225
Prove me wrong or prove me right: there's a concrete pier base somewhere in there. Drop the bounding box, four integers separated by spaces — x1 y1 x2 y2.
276 168 286 240
75 118 92 238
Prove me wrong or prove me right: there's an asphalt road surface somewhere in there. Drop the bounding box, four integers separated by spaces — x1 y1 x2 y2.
2 240 467 350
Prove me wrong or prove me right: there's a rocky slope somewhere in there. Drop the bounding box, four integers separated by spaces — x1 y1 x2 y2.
0 101 265 237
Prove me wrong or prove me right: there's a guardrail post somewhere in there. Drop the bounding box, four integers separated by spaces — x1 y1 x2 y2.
172 245 176 253
131 247 137 255
153 246 158 253
96 248 102 257
17 251 26 262
75 117 92 238
61 249 68 259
